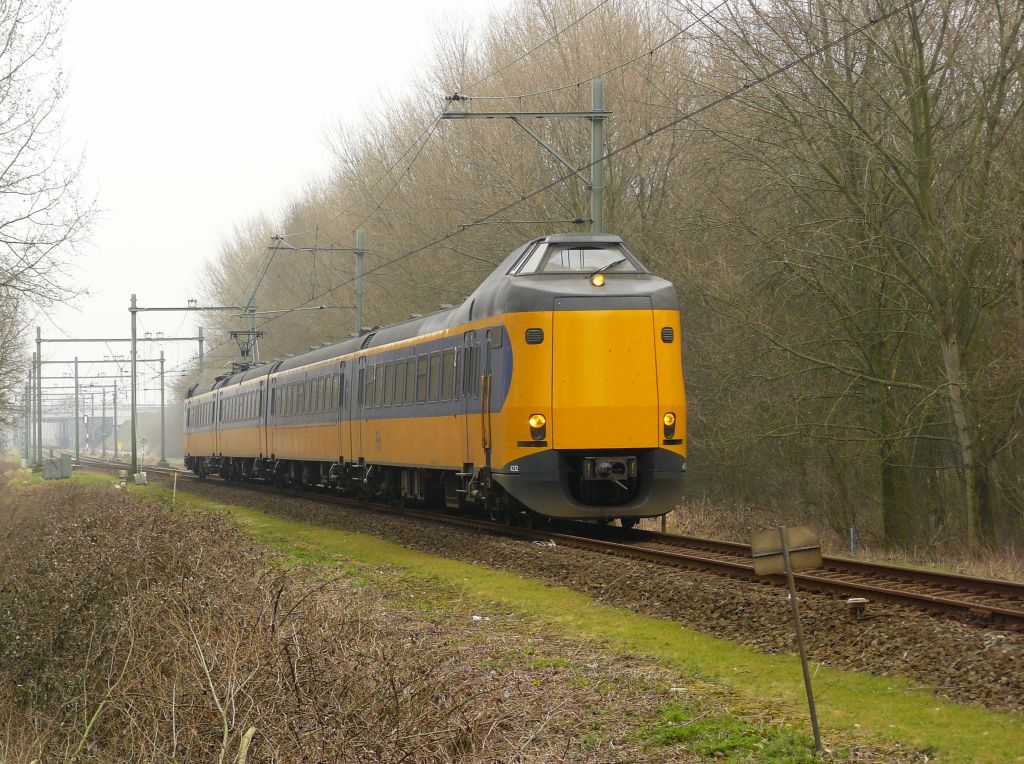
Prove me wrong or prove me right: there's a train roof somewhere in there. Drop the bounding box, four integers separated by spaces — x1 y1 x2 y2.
186 233 676 399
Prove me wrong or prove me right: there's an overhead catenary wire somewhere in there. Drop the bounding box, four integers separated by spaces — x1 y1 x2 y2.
158 0 923 383
235 0 927 330
460 0 614 92
458 0 731 101
273 0 616 245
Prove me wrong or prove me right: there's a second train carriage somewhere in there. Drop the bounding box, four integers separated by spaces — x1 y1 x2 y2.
184 233 687 524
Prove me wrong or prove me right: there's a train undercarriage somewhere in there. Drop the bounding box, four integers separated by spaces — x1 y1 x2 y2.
183 452 670 529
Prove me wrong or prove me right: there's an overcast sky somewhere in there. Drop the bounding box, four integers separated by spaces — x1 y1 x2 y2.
40 0 507 402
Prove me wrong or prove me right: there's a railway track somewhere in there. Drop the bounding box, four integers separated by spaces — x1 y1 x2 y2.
71 454 1024 630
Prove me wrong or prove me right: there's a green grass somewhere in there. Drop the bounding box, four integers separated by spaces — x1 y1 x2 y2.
79 474 1024 763
650 702 817 763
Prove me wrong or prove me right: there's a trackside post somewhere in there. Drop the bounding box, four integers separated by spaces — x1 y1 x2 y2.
752 524 823 754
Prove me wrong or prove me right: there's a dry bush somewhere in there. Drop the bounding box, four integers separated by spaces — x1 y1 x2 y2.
0 479 575 762
655 500 1024 582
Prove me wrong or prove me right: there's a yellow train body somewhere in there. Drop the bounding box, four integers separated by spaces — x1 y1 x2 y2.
185 234 687 522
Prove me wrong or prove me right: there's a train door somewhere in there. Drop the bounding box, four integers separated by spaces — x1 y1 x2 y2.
351 357 365 462
214 392 221 456
461 330 476 465
267 380 277 457
481 328 494 470
337 361 348 461
257 380 266 457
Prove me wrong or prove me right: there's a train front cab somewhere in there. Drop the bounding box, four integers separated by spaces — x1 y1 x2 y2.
489 236 687 521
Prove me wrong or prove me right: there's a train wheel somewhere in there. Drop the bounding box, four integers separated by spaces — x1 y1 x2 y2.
520 508 537 529
620 517 640 530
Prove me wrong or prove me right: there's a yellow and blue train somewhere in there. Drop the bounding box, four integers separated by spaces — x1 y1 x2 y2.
184 234 687 525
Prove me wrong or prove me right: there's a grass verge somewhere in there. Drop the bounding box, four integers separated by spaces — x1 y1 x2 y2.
91 473 1024 762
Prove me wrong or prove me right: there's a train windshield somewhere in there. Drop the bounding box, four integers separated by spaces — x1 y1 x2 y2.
512 243 644 275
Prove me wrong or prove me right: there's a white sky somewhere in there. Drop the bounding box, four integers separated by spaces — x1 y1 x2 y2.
40 0 508 403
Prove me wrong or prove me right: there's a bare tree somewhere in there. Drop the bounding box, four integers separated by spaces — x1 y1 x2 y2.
0 0 92 431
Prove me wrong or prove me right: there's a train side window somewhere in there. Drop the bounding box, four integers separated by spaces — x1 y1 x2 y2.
383 362 394 406
374 363 384 407
363 366 374 408
415 355 428 403
340 372 346 408
406 357 417 404
356 369 364 407
428 352 441 402
441 349 455 401
452 350 460 401
393 360 405 405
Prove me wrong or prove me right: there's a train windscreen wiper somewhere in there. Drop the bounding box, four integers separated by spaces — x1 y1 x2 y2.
587 257 627 278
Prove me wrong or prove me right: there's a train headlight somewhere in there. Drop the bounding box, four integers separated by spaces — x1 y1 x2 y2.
528 413 547 441
663 412 676 439
590 273 605 287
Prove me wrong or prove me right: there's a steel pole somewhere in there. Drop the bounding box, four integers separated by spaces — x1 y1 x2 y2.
101 390 107 457
74 357 80 464
130 294 138 475
779 526 822 752
198 326 204 375
250 301 259 362
157 350 168 466
26 368 32 463
590 79 605 235
35 328 42 465
23 380 29 463
113 383 119 461
355 228 365 333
